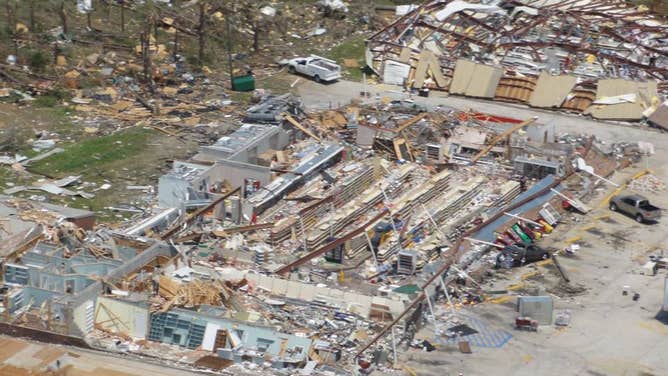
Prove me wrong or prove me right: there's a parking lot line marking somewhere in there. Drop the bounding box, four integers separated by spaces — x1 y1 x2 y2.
520 271 541 280
565 236 582 244
489 295 512 304
536 259 553 266
507 283 526 291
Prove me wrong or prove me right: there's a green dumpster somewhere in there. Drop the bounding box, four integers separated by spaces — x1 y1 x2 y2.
232 74 255 91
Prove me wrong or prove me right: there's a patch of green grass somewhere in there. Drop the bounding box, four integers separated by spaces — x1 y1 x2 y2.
33 94 59 107
324 35 367 81
29 128 154 177
51 105 75 119
33 88 71 108
230 91 253 104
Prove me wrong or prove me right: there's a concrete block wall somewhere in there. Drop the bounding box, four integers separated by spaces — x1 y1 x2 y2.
245 273 406 319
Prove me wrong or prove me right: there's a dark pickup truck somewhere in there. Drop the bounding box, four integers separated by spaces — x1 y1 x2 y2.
496 243 550 268
609 194 661 223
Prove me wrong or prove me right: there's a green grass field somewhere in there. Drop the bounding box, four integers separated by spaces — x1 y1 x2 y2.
29 127 153 177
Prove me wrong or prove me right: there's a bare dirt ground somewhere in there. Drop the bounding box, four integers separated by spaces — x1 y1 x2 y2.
0 335 202 375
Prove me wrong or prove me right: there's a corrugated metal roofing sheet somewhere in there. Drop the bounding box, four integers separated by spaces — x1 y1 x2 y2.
495 76 536 103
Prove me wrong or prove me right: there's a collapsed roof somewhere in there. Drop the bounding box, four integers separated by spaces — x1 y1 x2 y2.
366 0 668 118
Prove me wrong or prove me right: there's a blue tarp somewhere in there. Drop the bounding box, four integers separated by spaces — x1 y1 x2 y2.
472 175 561 243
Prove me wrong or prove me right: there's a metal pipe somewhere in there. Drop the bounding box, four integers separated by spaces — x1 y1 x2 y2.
463 237 504 249
503 212 542 227
439 277 456 318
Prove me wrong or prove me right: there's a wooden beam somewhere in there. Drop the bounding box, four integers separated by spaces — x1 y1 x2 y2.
471 117 537 163
282 113 321 142
222 222 275 234
394 113 429 133
160 187 240 240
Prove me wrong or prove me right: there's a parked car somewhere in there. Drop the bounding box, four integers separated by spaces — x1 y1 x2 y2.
287 55 342 83
496 242 550 268
609 194 661 223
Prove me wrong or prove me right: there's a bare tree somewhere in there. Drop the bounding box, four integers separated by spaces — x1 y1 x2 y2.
238 3 273 53
59 1 68 35
28 0 35 31
5 0 14 31
197 2 207 64
120 0 125 32
141 16 154 86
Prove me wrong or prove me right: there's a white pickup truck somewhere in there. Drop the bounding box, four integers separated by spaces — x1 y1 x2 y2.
287 55 342 83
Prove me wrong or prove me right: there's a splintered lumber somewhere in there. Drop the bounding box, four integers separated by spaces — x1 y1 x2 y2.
275 208 390 275
157 277 240 312
222 222 275 234
394 113 429 133
354 171 571 357
282 113 321 142
158 275 179 298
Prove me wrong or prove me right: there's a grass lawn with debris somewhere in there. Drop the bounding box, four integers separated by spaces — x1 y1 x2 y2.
26 126 199 222
29 128 152 177
323 35 367 81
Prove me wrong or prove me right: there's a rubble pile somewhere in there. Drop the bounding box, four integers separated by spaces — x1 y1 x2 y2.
0 85 646 374
367 0 668 121
628 174 666 192
0 2 661 376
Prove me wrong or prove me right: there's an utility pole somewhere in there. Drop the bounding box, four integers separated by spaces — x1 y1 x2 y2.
226 10 234 88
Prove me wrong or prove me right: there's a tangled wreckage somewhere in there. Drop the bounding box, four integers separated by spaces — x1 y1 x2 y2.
366 0 668 122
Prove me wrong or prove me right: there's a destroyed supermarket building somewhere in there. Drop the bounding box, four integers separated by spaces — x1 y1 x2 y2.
0 92 643 374
367 0 668 121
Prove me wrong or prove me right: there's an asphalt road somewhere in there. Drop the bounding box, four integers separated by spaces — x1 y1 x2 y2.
297 79 668 156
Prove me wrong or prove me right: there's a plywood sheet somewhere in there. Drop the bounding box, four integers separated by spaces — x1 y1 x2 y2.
398 47 412 63
449 59 476 95
648 103 668 129
0 339 28 362
584 79 658 120
529 72 577 108
466 64 503 98
412 50 447 88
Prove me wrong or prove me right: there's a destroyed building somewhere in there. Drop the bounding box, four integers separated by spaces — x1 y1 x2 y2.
0 85 652 375
367 0 668 121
